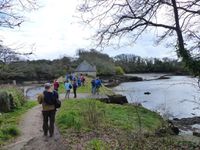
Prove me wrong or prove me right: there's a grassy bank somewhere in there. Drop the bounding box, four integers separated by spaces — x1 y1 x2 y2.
56 99 164 149
0 101 37 146
56 100 200 149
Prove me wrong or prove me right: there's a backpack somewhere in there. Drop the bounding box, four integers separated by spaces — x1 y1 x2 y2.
53 90 61 108
43 91 61 108
69 84 72 89
43 91 55 105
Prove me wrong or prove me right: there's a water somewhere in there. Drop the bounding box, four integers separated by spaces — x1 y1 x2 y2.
26 86 44 100
113 75 200 119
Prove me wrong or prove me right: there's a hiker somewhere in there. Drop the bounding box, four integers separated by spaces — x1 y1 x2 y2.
72 79 78 98
95 77 102 95
37 83 59 137
80 74 85 86
64 80 72 99
53 79 59 91
77 76 81 87
91 78 96 95
66 73 69 81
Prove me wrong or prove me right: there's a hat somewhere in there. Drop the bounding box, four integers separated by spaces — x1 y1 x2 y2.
44 83 51 89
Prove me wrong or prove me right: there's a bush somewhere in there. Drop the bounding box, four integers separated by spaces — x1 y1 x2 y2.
0 91 11 112
115 66 125 75
83 101 104 129
0 86 26 112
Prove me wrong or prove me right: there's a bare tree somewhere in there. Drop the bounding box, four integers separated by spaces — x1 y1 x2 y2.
0 42 32 63
78 0 200 76
0 0 38 62
0 0 38 28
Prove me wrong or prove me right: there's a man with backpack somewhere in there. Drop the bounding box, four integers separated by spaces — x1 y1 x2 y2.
95 77 102 95
38 83 60 137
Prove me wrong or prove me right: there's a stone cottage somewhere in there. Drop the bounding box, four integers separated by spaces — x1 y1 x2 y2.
75 60 96 77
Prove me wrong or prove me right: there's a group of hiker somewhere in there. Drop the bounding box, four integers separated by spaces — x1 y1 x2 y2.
37 73 103 138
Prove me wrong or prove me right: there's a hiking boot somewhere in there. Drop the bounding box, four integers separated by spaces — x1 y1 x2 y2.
44 132 47 136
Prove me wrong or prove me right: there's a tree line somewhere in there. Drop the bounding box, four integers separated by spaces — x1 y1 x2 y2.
0 49 189 82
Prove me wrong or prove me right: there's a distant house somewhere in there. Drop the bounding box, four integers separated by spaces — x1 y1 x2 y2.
75 60 96 77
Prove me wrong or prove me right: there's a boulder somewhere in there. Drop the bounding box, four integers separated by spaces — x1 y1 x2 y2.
107 94 128 104
144 92 151 95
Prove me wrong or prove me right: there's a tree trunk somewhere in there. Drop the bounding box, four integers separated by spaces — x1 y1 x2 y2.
172 0 200 76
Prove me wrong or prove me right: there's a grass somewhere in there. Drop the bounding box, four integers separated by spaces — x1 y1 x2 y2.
56 100 200 149
56 99 163 149
0 101 37 146
56 99 162 132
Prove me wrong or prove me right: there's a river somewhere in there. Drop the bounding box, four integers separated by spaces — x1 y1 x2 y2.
113 75 200 119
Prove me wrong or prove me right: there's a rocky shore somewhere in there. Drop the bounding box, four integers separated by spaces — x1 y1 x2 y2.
100 75 143 87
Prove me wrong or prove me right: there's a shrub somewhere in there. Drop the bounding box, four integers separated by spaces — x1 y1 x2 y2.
0 86 26 110
83 100 104 129
115 66 125 75
0 91 11 112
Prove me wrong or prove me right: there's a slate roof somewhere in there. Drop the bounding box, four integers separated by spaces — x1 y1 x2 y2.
75 60 96 72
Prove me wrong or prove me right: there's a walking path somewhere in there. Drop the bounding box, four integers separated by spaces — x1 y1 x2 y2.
3 93 104 150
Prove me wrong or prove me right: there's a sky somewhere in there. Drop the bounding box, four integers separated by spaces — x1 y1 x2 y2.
0 0 176 60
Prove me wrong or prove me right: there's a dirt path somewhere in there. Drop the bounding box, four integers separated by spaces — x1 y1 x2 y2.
3 105 67 150
3 93 100 150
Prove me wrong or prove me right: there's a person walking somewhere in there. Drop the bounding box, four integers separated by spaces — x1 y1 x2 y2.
95 77 102 95
80 74 85 86
91 78 96 95
72 80 78 98
53 79 59 91
37 83 59 137
64 80 72 99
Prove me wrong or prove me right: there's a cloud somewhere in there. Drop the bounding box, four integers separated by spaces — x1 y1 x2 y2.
0 0 174 60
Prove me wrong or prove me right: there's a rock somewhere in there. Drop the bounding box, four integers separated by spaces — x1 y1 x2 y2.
172 117 200 126
168 120 180 135
144 92 151 95
193 131 200 137
170 126 180 135
107 94 128 104
173 118 179 121
157 76 170 79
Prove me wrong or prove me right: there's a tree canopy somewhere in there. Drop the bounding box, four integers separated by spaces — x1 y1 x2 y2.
78 0 200 76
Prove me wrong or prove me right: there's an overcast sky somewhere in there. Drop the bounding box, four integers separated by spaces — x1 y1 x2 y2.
0 0 176 60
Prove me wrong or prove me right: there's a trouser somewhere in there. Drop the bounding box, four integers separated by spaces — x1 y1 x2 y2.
73 88 77 98
65 90 70 99
92 86 96 95
42 110 56 136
